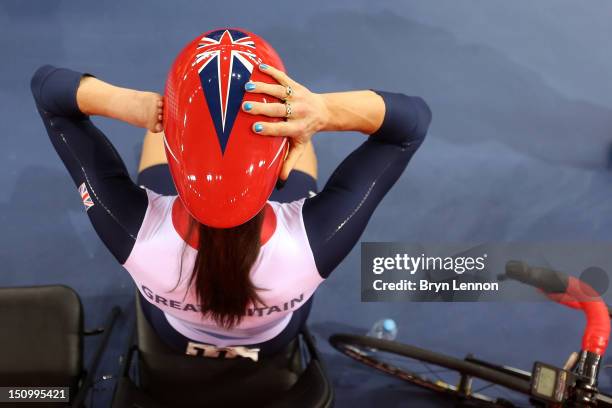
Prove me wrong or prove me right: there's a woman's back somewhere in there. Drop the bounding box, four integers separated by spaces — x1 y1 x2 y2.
125 191 322 345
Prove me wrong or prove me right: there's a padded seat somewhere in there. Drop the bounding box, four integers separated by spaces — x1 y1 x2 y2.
112 294 334 407
137 295 299 406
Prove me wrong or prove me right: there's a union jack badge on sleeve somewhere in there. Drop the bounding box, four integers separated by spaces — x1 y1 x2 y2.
78 182 94 211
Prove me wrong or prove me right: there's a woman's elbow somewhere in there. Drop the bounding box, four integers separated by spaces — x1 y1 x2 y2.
30 65 57 108
406 95 432 146
369 91 431 147
30 65 84 118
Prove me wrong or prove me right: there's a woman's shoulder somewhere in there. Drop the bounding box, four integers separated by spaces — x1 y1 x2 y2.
135 187 177 238
266 198 309 239
267 198 307 218
140 187 177 206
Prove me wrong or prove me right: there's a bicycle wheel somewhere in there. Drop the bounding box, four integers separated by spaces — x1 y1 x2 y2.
330 334 532 407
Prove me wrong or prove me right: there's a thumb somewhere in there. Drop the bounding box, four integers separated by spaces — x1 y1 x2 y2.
279 143 306 181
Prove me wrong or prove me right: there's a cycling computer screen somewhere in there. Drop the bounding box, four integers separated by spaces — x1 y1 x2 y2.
531 362 574 403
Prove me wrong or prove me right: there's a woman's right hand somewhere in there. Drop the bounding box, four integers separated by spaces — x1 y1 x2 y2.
243 64 329 181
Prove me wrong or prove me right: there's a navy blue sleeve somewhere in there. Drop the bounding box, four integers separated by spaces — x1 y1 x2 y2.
303 91 431 278
30 65 147 264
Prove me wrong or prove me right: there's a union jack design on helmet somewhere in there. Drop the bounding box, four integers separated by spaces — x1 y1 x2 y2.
193 29 261 154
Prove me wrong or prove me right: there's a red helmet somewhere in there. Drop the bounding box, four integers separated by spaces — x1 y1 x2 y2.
163 28 288 228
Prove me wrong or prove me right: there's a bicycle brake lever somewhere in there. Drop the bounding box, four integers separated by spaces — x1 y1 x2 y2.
564 352 579 371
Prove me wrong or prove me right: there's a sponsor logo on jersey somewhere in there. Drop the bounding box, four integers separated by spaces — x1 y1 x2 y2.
78 182 94 211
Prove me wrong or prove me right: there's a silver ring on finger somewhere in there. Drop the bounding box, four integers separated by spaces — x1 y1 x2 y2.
284 102 293 119
284 85 293 100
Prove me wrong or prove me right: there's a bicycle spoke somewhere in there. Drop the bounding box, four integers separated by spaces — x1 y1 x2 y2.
472 380 528 406
410 368 455 375
473 382 497 394
395 354 525 403
373 351 454 380
420 361 446 382
331 335 534 408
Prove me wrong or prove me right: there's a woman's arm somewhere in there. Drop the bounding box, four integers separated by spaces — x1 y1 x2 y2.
30 65 162 264
76 76 163 132
244 64 431 278
303 91 430 278
320 90 386 134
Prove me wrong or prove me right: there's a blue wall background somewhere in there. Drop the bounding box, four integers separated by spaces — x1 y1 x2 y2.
2 1 612 406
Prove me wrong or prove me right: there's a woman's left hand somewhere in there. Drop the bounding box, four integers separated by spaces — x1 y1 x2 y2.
243 64 328 181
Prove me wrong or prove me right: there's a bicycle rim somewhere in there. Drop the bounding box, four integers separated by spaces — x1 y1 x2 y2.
330 334 531 407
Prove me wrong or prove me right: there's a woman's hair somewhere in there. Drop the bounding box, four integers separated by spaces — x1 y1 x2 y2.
185 210 265 329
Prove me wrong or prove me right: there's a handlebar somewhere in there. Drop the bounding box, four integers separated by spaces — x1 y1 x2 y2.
502 261 610 357
505 260 568 293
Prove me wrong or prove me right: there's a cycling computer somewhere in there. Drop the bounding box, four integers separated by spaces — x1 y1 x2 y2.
531 362 575 403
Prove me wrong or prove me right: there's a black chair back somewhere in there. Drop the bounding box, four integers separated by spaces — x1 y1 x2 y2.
0 285 83 391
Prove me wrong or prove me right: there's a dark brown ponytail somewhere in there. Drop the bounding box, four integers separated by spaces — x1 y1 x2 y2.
187 210 265 329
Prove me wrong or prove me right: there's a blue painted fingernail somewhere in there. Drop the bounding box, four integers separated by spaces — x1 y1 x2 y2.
245 82 256 91
254 123 263 133
259 63 269 70
244 102 253 111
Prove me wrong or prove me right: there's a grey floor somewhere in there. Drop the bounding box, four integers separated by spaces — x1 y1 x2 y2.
2 1 612 407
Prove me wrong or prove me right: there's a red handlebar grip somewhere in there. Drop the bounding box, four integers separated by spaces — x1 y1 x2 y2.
566 277 610 356
546 293 581 311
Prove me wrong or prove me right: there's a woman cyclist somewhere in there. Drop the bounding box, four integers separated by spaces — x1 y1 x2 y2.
30 29 431 359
